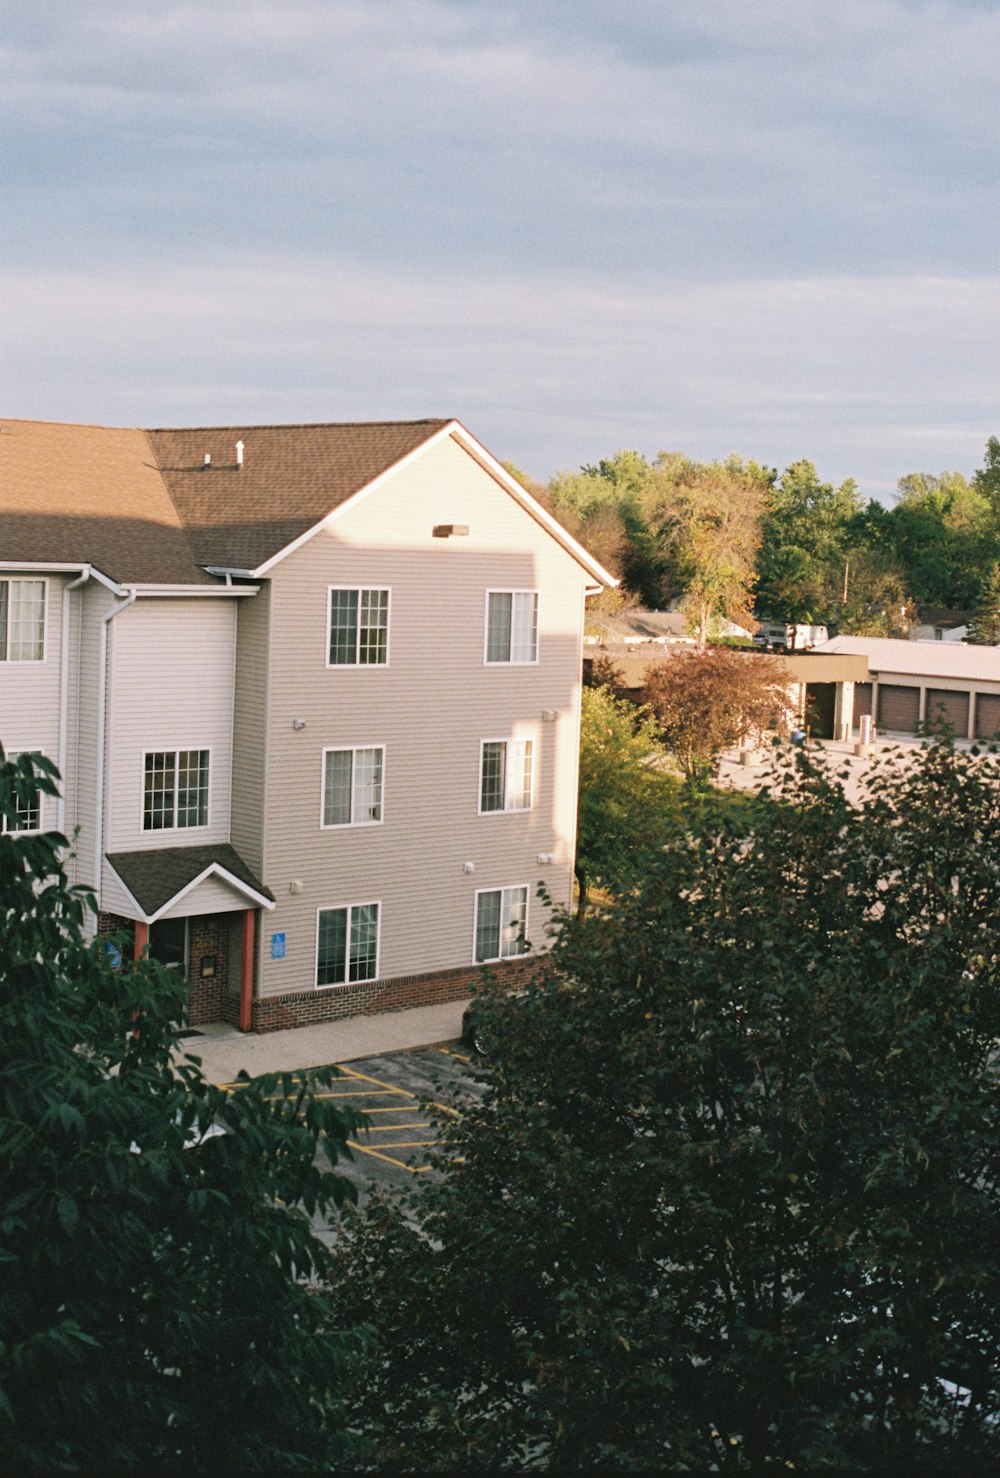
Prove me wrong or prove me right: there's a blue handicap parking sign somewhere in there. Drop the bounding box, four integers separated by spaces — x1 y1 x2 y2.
271 932 286 960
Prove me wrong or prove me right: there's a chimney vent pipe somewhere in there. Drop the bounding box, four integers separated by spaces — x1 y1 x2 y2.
235 439 244 468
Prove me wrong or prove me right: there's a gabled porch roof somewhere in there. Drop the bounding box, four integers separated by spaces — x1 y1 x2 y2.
106 843 274 925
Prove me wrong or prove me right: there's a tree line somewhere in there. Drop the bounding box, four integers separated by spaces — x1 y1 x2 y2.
511 435 1000 641
6 736 1000 1471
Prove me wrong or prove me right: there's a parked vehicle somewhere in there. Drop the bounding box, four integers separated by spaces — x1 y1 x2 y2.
752 621 829 653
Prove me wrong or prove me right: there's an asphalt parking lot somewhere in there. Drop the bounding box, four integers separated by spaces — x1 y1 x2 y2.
223 1043 487 1243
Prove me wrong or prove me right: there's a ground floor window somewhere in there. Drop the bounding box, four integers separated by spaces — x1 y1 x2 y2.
316 902 380 986
475 885 528 963
1 750 44 832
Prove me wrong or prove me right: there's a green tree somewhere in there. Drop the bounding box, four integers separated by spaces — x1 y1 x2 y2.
0 749 360 1473
972 435 1000 521
574 683 674 916
755 459 865 622
642 647 789 785
966 561 1000 645
646 453 771 644
326 738 1000 1472
887 469 996 609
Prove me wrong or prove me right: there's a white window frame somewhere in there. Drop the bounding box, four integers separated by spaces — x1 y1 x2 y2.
0 578 47 663
473 884 529 964
478 738 534 814
1 750 44 833
484 589 538 665
321 745 385 828
326 587 391 668
315 900 381 988
141 748 211 832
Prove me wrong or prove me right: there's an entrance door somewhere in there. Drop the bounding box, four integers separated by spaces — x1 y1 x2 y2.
805 683 836 739
148 916 187 971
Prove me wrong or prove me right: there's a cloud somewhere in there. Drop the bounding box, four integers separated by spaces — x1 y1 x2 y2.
4 253 996 496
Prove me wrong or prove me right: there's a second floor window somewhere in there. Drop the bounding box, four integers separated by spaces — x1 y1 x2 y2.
486 590 537 664
328 588 389 666
323 746 384 826
143 750 209 830
0 579 45 662
480 739 533 813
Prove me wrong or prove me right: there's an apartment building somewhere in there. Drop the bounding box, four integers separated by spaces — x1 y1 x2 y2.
1 418 613 1030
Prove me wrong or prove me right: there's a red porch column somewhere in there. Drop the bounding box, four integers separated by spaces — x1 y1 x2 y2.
133 920 149 961
239 908 256 1033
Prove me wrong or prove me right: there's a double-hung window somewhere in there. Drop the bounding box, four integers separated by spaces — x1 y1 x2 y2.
1 752 42 833
485 590 537 664
480 739 533 813
316 902 380 986
0 579 45 662
322 746 384 826
143 750 209 830
328 588 389 666
475 885 528 963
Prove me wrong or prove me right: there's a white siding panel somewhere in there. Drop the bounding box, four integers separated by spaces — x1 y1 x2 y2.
0 575 63 835
74 581 115 894
158 873 255 920
104 599 236 852
256 433 588 997
231 587 269 876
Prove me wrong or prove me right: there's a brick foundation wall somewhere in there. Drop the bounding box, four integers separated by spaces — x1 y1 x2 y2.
98 909 538 1035
249 953 539 1034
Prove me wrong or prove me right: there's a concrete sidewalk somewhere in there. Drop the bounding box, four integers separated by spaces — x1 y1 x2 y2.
174 998 470 1085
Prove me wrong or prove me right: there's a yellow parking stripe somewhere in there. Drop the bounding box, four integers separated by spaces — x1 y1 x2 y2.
346 1140 432 1173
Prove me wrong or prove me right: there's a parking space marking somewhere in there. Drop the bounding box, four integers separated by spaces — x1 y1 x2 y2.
221 1056 468 1179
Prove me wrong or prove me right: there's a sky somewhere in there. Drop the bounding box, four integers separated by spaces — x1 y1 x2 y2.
2 0 998 501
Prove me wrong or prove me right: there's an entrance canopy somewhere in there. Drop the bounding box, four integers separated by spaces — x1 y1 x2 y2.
106 844 274 925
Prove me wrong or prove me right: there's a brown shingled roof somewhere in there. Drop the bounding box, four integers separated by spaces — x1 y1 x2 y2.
106 843 274 918
2 418 450 583
146 420 450 571
0 420 214 585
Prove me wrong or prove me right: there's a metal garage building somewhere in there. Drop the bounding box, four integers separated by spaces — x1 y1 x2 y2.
815 637 1000 742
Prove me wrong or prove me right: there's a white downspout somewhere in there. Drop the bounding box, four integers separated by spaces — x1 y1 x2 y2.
58 567 91 836
94 587 137 898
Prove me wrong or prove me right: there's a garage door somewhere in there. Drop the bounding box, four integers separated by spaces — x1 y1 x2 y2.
877 684 920 733
975 692 1000 740
925 688 969 738
853 683 873 727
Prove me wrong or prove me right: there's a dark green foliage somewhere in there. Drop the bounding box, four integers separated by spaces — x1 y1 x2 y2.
328 739 1000 1472
0 749 360 1472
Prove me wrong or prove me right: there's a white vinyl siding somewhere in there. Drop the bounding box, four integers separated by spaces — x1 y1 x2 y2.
475 885 528 963
142 749 210 831
322 746 384 826
328 587 389 666
256 432 590 998
485 590 538 664
0 579 46 662
479 738 533 813
316 901 380 986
